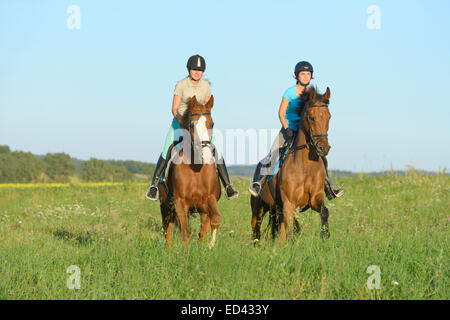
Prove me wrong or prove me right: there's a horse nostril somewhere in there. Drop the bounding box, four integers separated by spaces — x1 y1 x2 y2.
318 145 330 156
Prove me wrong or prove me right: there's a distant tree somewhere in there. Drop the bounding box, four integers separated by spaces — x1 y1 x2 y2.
110 165 134 182
43 153 76 182
108 160 155 175
0 145 157 183
0 151 45 182
80 158 133 182
0 153 16 182
0 145 10 154
15 151 45 182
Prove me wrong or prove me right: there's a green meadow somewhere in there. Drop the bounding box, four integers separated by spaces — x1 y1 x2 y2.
0 173 448 299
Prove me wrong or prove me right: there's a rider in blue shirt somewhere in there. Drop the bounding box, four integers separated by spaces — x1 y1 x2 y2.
248 61 344 199
282 85 302 131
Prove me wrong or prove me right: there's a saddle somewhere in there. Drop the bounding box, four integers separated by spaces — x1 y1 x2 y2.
161 137 217 182
258 132 298 208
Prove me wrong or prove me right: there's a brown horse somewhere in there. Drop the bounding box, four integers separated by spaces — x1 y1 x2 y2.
158 95 222 248
251 87 332 244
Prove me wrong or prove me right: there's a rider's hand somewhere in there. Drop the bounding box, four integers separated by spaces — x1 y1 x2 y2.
285 127 294 138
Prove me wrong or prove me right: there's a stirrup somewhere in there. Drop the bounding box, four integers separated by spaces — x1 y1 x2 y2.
331 184 344 198
248 182 261 197
145 185 159 201
225 185 239 200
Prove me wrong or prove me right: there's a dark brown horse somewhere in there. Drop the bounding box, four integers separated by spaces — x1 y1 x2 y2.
158 96 222 248
251 87 332 244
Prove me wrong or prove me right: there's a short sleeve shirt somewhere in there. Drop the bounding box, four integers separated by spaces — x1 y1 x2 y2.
282 85 302 131
174 77 211 119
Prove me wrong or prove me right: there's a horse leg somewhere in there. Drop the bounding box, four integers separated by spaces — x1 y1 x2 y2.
207 197 221 249
160 198 175 248
174 199 191 246
164 210 176 248
279 201 296 245
165 220 175 248
198 212 210 243
319 205 330 239
250 195 266 241
294 216 301 234
270 206 281 240
311 194 330 239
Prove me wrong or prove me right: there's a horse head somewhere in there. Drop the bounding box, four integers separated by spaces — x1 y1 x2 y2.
183 95 215 164
298 87 331 157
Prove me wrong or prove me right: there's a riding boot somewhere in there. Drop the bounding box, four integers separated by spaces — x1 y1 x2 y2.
145 155 169 201
248 174 268 197
216 160 239 200
322 156 344 200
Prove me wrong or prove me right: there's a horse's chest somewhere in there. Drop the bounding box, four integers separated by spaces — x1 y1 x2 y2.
282 177 313 206
172 165 217 198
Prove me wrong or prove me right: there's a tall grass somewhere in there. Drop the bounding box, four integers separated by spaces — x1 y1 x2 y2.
0 173 448 299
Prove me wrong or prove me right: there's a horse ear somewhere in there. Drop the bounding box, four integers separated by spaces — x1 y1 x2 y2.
188 96 198 111
205 95 214 110
190 96 198 105
324 87 330 99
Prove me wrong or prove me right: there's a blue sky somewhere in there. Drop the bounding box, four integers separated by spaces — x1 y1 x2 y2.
1 0 449 172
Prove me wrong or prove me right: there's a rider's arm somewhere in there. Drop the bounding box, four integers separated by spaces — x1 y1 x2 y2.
278 97 290 130
204 83 211 104
172 95 181 118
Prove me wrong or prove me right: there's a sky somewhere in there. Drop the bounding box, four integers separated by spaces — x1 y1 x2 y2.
1 0 449 172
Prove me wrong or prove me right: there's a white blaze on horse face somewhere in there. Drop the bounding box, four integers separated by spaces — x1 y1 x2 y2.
194 116 214 164
194 116 209 141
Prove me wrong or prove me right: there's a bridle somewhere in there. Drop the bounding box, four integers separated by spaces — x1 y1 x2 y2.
187 112 213 149
292 103 329 155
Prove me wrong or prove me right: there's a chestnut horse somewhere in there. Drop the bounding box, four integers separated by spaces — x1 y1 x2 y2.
158 96 222 248
251 87 332 244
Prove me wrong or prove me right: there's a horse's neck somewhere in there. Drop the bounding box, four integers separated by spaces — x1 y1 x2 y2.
291 127 314 165
296 127 308 148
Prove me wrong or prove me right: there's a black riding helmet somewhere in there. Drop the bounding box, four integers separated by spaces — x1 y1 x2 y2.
294 61 313 86
187 54 206 71
294 61 313 77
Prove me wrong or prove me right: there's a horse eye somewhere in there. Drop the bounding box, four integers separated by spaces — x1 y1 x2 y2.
310 117 315 121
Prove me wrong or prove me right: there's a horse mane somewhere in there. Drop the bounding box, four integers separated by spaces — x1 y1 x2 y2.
296 86 329 119
178 106 190 129
178 97 198 129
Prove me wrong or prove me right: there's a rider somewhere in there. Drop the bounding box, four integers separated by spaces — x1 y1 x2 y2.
248 61 344 199
145 54 239 201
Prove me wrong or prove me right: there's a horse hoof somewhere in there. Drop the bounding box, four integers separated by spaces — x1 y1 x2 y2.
320 231 330 239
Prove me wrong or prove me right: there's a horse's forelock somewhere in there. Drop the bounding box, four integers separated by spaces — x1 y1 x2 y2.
179 98 208 129
296 86 329 118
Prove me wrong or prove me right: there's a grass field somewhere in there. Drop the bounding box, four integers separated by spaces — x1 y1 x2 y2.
0 173 448 299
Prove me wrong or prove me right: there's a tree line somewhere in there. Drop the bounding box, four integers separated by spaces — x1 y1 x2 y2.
0 145 155 183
